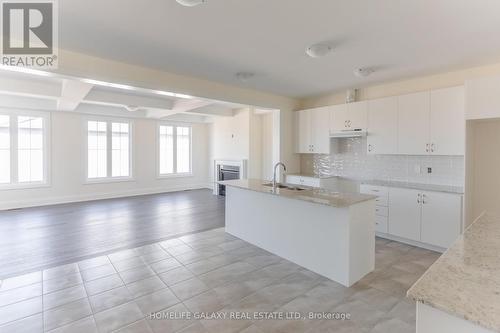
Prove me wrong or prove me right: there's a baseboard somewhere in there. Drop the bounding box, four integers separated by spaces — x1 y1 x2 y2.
0 183 215 210
376 232 446 253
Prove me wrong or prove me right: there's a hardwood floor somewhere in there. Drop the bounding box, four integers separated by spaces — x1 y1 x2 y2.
0 189 225 279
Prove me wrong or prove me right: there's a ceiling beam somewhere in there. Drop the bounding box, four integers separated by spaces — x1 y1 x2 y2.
57 79 93 111
84 89 175 110
0 76 60 99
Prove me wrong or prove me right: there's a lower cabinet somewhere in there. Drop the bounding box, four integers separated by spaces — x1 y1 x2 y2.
388 187 463 249
285 175 321 188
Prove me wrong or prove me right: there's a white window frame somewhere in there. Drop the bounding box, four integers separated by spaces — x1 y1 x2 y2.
84 116 134 184
0 109 51 190
157 122 193 178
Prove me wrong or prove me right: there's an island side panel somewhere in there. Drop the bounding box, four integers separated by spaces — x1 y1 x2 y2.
225 186 356 286
348 200 375 286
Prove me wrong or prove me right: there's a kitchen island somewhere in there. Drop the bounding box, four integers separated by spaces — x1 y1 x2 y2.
219 179 376 287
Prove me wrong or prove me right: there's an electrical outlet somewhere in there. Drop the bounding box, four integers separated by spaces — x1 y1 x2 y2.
427 167 432 174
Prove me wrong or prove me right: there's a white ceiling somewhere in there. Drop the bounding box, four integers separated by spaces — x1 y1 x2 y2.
59 0 500 98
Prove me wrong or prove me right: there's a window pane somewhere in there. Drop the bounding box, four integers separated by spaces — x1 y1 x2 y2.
159 125 173 174
176 126 191 173
88 121 107 178
17 116 44 183
111 122 130 177
0 115 10 183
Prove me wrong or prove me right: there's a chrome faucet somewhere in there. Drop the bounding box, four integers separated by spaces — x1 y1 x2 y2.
273 162 287 188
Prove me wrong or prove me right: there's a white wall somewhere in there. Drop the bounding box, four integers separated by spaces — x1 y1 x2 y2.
0 112 210 210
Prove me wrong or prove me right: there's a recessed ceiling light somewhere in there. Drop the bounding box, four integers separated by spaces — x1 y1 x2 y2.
235 72 255 82
353 67 374 78
176 0 206 7
306 43 333 58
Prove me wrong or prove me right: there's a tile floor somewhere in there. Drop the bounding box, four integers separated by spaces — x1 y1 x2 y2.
0 228 439 333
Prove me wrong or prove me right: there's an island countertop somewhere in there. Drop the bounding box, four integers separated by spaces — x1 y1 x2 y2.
407 213 500 332
218 179 376 208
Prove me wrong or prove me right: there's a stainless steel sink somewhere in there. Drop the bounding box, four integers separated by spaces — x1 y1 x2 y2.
262 183 306 191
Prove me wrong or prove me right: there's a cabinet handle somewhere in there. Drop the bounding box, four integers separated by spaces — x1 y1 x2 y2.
422 194 427 204
344 120 348 128
431 143 435 153
417 193 421 204
368 144 373 152
426 143 430 153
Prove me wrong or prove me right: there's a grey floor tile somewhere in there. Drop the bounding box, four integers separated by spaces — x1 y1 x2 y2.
80 264 116 282
158 266 195 286
108 249 140 263
0 272 42 292
119 266 156 284
185 259 225 275
43 263 80 281
134 288 180 315
149 258 182 274
0 296 42 325
43 272 83 294
170 277 209 301
166 244 195 256
43 284 87 310
0 282 42 307
114 319 152 333
0 313 43 333
140 250 172 265
43 298 92 331
158 238 185 249
184 289 225 313
177 322 209 333
126 276 166 298
238 324 264 333
89 286 133 314
94 301 144 333
370 318 414 333
46 315 98 333
84 274 124 296
78 256 110 271
111 257 147 272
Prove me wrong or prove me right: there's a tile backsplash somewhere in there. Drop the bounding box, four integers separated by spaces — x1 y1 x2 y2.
300 137 464 187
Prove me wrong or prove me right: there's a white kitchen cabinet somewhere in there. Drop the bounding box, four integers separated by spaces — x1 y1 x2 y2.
295 107 330 154
430 86 465 155
367 96 398 154
331 101 367 133
421 192 462 248
397 91 430 155
360 184 389 233
286 175 321 188
465 75 500 120
388 188 422 241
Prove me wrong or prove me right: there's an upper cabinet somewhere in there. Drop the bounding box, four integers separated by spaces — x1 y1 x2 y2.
430 86 465 155
397 91 430 155
295 107 330 154
465 75 500 120
330 101 367 133
367 96 398 154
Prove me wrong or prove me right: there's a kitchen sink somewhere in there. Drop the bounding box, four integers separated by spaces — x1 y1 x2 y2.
262 183 306 191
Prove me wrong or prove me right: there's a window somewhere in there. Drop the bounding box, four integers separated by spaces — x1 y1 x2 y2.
86 119 131 180
158 124 191 176
0 111 49 188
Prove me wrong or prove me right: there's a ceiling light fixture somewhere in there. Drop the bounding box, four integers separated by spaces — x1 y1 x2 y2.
175 0 206 7
306 43 333 58
235 72 255 82
125 105 140 112
353 67 374 78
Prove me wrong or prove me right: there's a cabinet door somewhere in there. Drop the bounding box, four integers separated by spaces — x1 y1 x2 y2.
421 192 462 248
311 107 331 154
398 91 430 155
296 110 311 153
330 104 349 133
347 101 368 130
388 188 422 241
367 97 398 154
465 75 500 120
430 86 465 155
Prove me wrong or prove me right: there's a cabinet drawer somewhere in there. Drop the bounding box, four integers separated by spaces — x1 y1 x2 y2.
375 206 388 217
286 175 301 186
375 215 388 233
360 184 389 198
375 195 388 206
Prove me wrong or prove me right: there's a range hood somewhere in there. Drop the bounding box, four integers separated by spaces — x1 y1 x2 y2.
330 129 367 138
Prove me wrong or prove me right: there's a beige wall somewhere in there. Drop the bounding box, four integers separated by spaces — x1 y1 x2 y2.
467 119 500 223
300 62 500 109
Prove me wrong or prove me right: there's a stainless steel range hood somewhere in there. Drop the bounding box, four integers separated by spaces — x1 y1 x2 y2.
330 129 367 138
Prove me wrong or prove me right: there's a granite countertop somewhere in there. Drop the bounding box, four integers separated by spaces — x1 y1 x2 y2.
407 213 500 332
219 179 376 208
362 179 464 194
